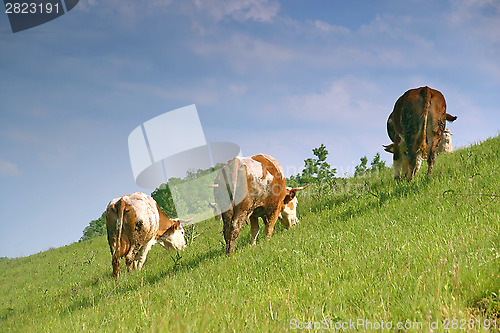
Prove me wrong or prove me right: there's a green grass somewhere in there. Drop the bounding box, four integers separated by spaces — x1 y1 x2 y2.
1 136 499 332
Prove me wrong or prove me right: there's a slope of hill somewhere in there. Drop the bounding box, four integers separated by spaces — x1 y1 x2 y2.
1 135 499 332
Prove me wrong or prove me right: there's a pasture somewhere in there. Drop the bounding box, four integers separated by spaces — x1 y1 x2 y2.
1 135 499 332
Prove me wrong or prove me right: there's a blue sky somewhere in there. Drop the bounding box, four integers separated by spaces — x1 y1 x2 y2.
1 0 499 258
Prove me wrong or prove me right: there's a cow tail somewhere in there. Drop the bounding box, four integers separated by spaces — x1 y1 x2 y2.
230 157 241 208
112 198 126 266
421 87 431 159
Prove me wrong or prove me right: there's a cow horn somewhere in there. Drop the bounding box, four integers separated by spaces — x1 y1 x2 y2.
294 184 310 191
383 143 394 153
172 218 193 224
208 184 219 188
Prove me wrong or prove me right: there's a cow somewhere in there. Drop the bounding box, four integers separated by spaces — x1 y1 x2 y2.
105 192 188 279
211 154 308 254
384 128 453 156
384 86 457 181
277 191 301 228
437 128 453 153
209 186 306 228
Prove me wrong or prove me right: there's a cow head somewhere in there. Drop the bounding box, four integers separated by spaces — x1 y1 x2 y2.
278 196 299 228
283 184 309 205
157 218 190 251
437 128 453 153
279 184 309 228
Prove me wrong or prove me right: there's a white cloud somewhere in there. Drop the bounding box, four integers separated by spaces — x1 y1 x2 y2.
115 79 246 106
284 77 386 124
448 0 500 44
228 84 247 95
0 159 22 177
192 33 295 73
312 20 350 34
191 0 280 23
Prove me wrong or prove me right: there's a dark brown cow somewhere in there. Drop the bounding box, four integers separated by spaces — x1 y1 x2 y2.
212 154 308 254
385 86 457 181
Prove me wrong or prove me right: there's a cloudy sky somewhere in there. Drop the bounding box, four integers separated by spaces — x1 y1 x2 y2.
1 0 499 258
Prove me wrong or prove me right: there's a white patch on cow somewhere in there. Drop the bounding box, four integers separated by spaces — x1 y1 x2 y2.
157 224 186 251
438 129 453 153
126 192 160 235
263 171 274 183
239 156 263 179
278 196 298 228
134 237 156 270
238 156 276 199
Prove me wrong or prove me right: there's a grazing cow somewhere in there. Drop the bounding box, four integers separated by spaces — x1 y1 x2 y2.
384 86 457 181
106 192 188 279
209 186 306 228
384 128 453 156
437 128 453 153
277 192 301 228
212 154 308 254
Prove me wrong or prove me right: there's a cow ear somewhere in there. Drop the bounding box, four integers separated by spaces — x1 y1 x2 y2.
171 221 180 230
283 189 297 204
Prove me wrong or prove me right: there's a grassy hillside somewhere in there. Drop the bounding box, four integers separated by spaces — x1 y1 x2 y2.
1 136 499 332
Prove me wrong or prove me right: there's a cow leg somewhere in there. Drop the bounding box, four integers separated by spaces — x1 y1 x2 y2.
426 139 440 175
250 215 260 246
224 216 246 254
402 154 410 180
394 157 402 180
414 154 423 175
264 209 282 239
393 138 402 180
408 155 418 181
125 244 141 272
134 238 156 271
112 256 120 279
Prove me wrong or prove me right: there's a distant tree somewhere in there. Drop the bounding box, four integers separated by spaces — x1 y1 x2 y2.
80 212 106 241
0 256 8 261
291 144 336 185
370 152 386 173
354 153 387 177
354 156 368 177
151 183 177 218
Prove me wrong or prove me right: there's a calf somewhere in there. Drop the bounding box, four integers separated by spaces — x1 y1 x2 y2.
106 192 188 279
212 154 308 254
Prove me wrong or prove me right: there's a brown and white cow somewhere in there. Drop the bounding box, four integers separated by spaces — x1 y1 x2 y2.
105 192 188 279
384 86 457 181
212 154 308 254
209 185 307 228
277 190 303 228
